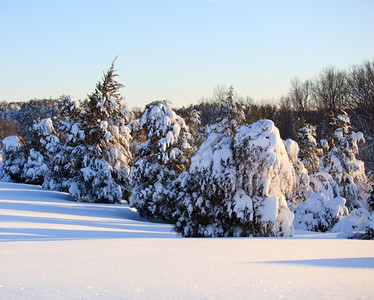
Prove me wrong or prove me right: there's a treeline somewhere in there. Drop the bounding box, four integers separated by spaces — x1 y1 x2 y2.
0 59 373 238
175 60 374 171
1 60 374 157
177 60 374 139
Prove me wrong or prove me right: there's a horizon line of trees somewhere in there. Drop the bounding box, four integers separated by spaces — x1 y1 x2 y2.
0 59 373 238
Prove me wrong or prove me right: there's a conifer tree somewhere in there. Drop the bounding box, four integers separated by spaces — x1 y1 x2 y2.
183 107 203 149
22 148 48 185
283 139 310 207
80 61 133 203
130 101 193 222
207 86 246 137
174 120 296 237
294 111 370 232
30 118 60 189
296 124 321 174
44 96 86 196
323 111 370 210
370 185 374 211
0 135 27 182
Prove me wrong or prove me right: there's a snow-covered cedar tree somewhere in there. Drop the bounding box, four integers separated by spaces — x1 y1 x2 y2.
293 112 370 232
293 158 350 232
370 185 374 211
80 61 133 203
283 139 310 207
174 119 296 237
44 96 87 196
183 107 204 148
323 111 370 211
206 86 246 137
294 192 348 232
296 124 322 174
29 118 60 189
22 148 48 185
0 135 27 182
130 101 193 222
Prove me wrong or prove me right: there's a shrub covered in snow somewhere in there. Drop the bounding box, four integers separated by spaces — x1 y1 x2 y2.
283 139 310 207
22 149 48 185
294 112 371 232
25 118 60 186
205 86 246 138
370 185 374 211
322 112 370 210
174 120 296 237
296 124 321 174
294 193 348 232
43 97 86 194
130 101 193 222
0 135 27 182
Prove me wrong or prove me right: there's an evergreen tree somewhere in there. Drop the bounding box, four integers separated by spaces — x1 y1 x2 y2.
323 111 370 210
174 120 296 237
207 86 246 137
80 61 133 203
44 96 86 196
31 118 60 189
0 135 27 182
370 185 374 211
283 139 310 207
22 148 48 185
294 111 370 232
294 192 349 232
130 101 193 222
296 124 321 174
182 107 203 149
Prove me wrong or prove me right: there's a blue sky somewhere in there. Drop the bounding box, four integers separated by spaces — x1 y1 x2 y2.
1 0 373 108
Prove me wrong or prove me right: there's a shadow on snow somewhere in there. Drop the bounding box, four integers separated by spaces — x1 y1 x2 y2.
261 257 374 269
0 182 177 242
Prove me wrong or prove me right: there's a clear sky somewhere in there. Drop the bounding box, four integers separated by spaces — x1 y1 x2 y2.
1 0 373 109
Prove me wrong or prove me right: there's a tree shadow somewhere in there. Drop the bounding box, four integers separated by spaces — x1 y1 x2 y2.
0 182 177 242
261 257 374 269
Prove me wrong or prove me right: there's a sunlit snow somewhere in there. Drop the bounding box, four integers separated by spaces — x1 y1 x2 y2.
1 182 373 299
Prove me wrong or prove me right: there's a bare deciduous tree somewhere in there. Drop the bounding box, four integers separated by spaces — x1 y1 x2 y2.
289 78 312 118
347 60 374 137
313 66 349 116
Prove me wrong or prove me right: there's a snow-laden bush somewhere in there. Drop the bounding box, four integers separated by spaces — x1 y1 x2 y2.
323 112 370 210
294 193 348 232
294 165 350 232
293 112 370 232
283 139 309 207
25 118 60 187
296 124 321 174
22 149 48 185
0 135 27 182
43 97 86 193
174 120 296 237
130 101 193 222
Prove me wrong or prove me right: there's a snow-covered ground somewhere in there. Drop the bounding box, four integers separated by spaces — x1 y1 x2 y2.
1 182 373 299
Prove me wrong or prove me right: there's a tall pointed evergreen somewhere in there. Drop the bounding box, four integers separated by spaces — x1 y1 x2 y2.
80 60 133 203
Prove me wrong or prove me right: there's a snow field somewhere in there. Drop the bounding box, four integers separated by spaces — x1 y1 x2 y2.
1 182 374 299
